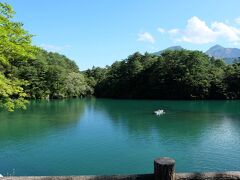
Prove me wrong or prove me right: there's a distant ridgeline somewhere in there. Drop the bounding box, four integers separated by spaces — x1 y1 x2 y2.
205 45 240 64
153 45 240 64
85 47 240 100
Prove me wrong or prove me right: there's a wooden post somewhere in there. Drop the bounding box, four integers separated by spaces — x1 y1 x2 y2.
154 157 176 180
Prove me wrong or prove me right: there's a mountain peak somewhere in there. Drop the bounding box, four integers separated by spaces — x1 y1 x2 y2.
206 45 240 59
153 46 184 56
152 45 240 64
210 44 224 49
165 46 184 51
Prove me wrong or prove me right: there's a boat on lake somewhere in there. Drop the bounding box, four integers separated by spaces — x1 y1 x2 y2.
154 109 165 116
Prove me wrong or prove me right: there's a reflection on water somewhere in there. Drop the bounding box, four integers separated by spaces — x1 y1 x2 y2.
0 99 85 144
0 99 240 175
92 99 240 138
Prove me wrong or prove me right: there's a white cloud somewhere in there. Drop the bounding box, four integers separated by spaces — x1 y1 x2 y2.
235 17 240 24
157 27 165 33
40 44 71 52
137 32 155 43
168 29 180 35
212 22 240 42
170 16 240 44
179 16 217 44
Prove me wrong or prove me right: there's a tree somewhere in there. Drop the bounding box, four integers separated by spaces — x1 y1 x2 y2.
91 50 237 100
224 63 240 99
16 55 50 99
16 48 92 100
64 72 91 97
0 3 36 111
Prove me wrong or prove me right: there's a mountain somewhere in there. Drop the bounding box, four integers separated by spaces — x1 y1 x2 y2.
152 45 240 64
152 46 184 56
206 45 240 63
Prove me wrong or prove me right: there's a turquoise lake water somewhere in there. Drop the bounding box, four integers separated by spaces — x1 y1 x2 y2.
0 99 239 175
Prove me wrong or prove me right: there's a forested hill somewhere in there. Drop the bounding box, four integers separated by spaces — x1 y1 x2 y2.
85 51 240 100
0 2 92 111
17 49 93 99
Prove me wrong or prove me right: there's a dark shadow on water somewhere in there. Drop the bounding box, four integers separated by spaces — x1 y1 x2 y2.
0 99 85 143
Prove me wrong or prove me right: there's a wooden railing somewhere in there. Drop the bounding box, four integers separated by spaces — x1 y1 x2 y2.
0 157 240 180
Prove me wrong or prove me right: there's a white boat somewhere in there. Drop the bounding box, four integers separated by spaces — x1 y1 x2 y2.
154 109 165 116
0 174 3 177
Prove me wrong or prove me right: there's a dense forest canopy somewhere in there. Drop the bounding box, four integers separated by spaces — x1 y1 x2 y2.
1 2 240 112
16 49 93 100
85 51 240 100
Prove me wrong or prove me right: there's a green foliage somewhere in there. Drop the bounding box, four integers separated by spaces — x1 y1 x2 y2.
0 2 36 111
147 50 212 99
64 72 92 97
89 50 240 100
17 49 92 99
224 63 240 99
0 3 92 111
0 73 28 111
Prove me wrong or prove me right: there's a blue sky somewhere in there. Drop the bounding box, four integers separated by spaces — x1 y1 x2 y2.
3 0 240 70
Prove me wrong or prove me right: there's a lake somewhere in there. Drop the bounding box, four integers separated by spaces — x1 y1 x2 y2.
0 99 240 176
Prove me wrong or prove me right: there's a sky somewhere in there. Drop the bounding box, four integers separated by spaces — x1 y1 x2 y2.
3 0 240 70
